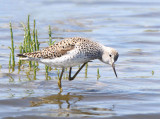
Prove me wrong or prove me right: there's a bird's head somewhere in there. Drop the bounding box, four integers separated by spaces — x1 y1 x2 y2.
101 47 119 78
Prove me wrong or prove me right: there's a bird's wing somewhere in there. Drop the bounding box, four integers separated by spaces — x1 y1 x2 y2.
16 38 76 59
16 37 92 60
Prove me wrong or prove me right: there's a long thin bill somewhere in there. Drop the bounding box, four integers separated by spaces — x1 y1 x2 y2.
112 64 118 78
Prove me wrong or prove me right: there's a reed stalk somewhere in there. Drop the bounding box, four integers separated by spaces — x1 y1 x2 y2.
21 23 27 53
57 69 60 79
27 15 31 53
49 25 52 46
45 65 49 77
9 53 11 70
9 22 15 68
33 19 36 51
33 61 36 80
47 25 53 71
97 68 100 79
18 44 23 66
85 63 88 78
36 29 39 51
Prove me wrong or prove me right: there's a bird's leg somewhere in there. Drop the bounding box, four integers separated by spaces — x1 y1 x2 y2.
69 62 88 81
69 67 72 80
58 68 65 92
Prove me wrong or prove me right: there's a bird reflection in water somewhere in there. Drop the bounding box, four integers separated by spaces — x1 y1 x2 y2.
30 92 83 109
30 92 115 117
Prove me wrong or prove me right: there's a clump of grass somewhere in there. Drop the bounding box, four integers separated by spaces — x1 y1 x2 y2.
9 22 15 71
9 15 48 80
9 15 56 81
19 15 41 80
20 15 39 68
45 25 55 77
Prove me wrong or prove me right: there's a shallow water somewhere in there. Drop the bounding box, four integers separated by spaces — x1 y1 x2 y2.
0 0 160 119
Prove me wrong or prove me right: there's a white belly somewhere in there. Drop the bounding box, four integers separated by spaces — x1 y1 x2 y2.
39 52 91 68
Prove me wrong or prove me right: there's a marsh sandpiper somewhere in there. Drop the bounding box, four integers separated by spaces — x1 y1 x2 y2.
17 37 119 91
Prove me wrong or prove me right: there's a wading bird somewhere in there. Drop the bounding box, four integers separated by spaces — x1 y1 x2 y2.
17 37 119 91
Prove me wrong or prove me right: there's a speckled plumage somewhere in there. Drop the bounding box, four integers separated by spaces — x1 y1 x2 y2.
17 37 119 90
17 37 119 68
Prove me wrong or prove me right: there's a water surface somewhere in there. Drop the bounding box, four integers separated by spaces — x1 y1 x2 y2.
0 0 160 119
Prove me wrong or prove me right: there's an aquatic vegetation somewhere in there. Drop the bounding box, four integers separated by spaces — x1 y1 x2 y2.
45 25 54 76
32 20 36 52
33 62 36 80
18 15 39 79
9 53 11 70
152 70 154 75
97 68 100 80
48 25 54 46
8 15 56 80
36 29 39 51
0 64 2 72
85 63 88 78
45 65 49 77
18 43 23 67
9 22 15 71
8 15 101 83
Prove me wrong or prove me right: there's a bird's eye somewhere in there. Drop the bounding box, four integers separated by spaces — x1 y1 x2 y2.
109 54 112 57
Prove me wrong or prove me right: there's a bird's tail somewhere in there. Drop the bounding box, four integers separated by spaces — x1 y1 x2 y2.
16 51 41 61
16 54 27 57
16 53 31 60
